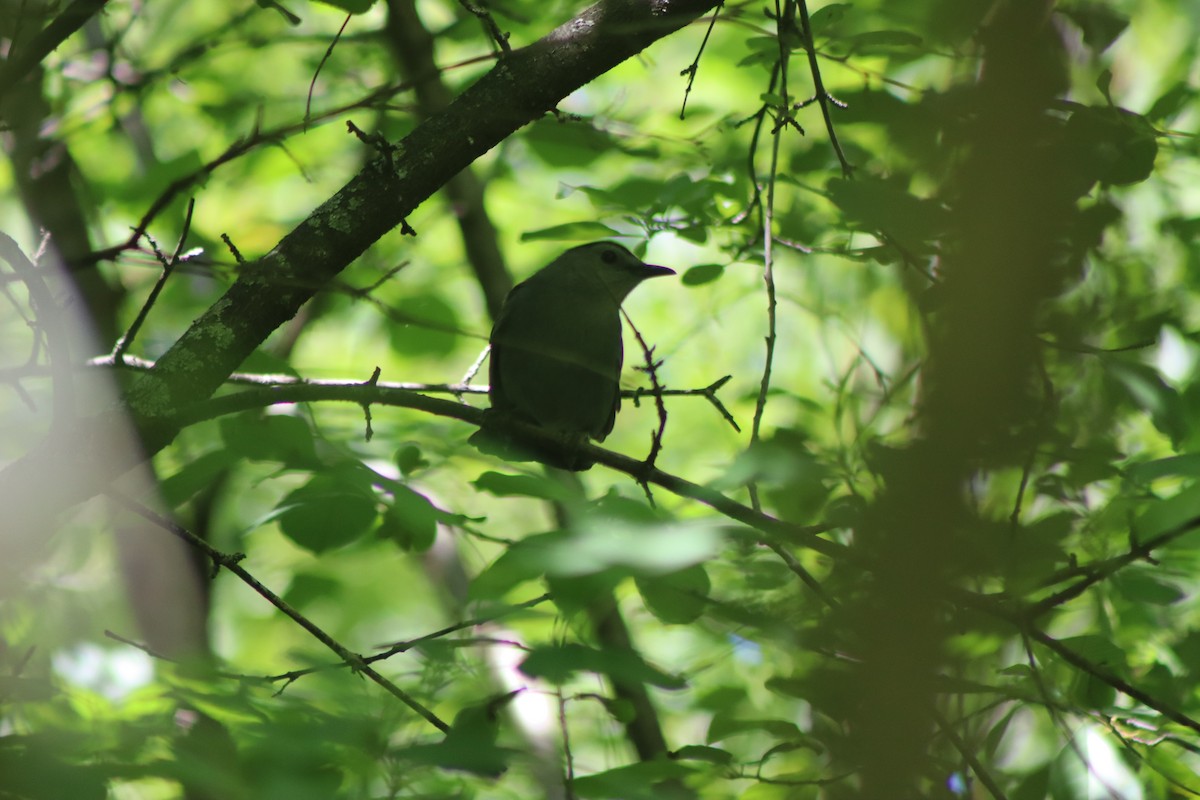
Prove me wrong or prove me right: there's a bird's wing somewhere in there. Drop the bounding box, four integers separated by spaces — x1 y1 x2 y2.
489 280 622 439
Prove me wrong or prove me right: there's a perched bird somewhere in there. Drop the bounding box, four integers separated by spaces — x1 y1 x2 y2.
472 241 674 470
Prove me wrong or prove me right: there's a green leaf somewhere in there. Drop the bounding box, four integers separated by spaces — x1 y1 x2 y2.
570 511 726 576
570 760 694 799
402 695 516 776
1057 635 1128 672
681 263 725 286
635 564 711 624
1059 3 1129 53
809 3 851 36
282 573 340 608
468 530 568 599
520 221 623 242
1113 569 1184 605
1049 725 1141 799
848 30 923 52
393 443 429 476
377 485 439 552
1106 359 1186 445
273 470 378 553
826 177 947 249
1146 81 1197 123
1062 106 1158 188
671 744 734 764
519 643 686 689
1134 483 1200 539
314 0 377 13
386 293 462 357
219 412 317 467
161 449 236 507
1125 454 1200 485
522 118 621 167
472 470 578 503
706 710 802 744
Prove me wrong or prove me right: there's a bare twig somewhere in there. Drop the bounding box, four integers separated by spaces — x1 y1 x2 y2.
1026 625 1200 737
106 490 451 733
112 199 196 361
1023 515 1200 620
0 0 109 100
796 0 853 176
457 0 511 54
372 594 550 659
621 308 669 478
306 14 353 128
678 1 723 119
0 231 74 427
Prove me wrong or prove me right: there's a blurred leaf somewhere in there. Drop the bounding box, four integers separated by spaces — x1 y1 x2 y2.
1135 483 1200 539
569 504 726 576
1061 105 1158 188
681 262 725 286
272 468 379 553
1113 569 1184 605
393 443 429 476
161 448 236 506
1146 81 1197 123
826 177 948 249
386 293 462 357
1106 359 1187 445
519 643 686 689
315 0 377 12
635 564 711 624
282 573 340 607
522 118 621 167
810 3 851 37
1057 635 1128 673
472 470 577 502
468 530 567 599
376 485 439 552
848 30 923 53
403 695 515 776
1060 2 1130 52
0 745 107 800
1125 454 1200 485
1049 725 1141 799
570 760 694 799
671 744 734 764
219 412 318 467
520 221 622 242
706 710 803 744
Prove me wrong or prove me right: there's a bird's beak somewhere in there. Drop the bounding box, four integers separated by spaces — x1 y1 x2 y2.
641 263 676 278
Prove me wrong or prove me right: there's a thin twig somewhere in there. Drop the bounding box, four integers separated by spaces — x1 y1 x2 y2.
1025 624 1200 737
81 353 736 407
1022 515 1200 620
0 0 109 99
0 231 74 428
112 199 195 360
458 0 511 54
621 308 669 477
748 0 791 514
678 1 723 119
372 594 550 659
106 490 451 733
306 14 353 129
928 707 1010 800
797 0 853 176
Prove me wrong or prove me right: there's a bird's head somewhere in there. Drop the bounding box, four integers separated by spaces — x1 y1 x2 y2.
547 241 676 303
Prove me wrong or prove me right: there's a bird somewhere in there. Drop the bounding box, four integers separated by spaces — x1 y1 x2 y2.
471 241 674 470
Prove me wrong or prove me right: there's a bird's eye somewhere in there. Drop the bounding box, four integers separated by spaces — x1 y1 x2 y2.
600 249 619 264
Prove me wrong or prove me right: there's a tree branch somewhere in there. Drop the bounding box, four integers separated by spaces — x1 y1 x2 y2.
0 0 721 537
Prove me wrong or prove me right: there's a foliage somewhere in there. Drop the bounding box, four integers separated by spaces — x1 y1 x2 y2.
2 0 1200 798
